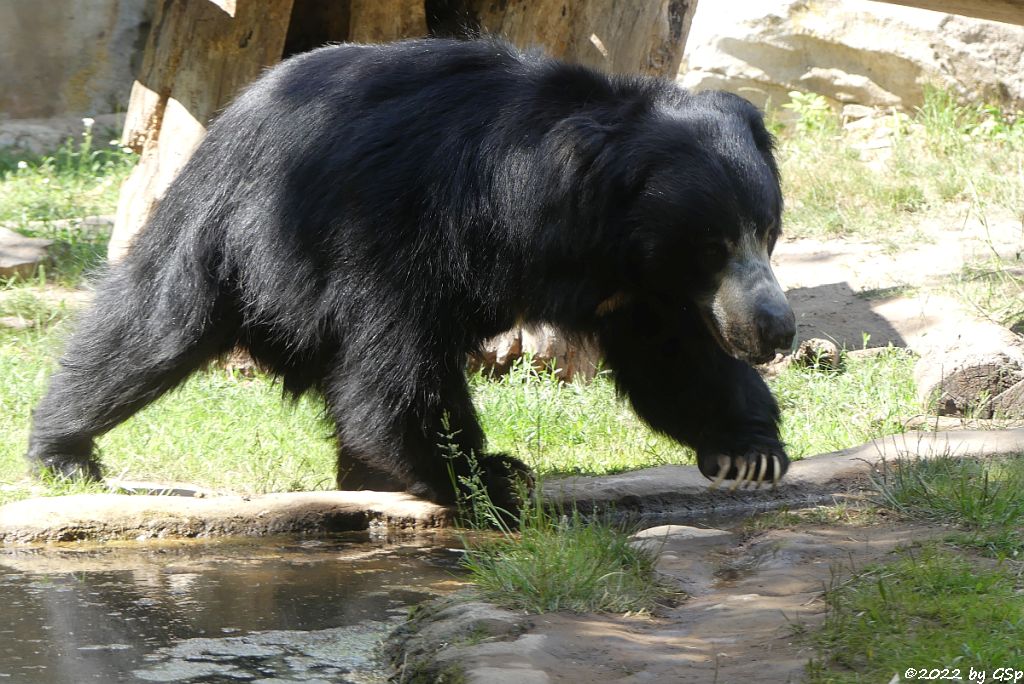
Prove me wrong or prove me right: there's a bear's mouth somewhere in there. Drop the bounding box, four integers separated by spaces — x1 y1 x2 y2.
697 305 776 365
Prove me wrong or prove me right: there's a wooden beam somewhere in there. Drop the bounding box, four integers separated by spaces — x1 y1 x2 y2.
869 0 1024 25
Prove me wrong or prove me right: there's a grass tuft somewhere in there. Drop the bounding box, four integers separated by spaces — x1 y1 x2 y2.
870 453 1024 528
461 510 666 614
444 442 668 615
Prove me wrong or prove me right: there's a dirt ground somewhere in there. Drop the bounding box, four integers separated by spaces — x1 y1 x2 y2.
776 207 1022 351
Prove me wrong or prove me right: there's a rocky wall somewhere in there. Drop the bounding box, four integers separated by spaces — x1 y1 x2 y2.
680 0 1024 111
0 0 154 120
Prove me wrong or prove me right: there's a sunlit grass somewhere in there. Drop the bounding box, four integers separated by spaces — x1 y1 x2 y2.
0 121 135 284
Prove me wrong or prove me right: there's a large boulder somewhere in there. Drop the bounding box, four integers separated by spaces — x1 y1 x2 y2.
680 0 1024 111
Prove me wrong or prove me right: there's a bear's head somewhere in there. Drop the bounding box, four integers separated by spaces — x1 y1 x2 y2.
621 90 796 365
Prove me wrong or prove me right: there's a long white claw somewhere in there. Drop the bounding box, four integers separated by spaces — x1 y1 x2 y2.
709 456 730 491
754 454 768 489
749 458 760 488
771 454 782 489
728 460 749 492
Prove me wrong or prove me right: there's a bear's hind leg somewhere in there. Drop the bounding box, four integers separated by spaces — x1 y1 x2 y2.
27 269 234 480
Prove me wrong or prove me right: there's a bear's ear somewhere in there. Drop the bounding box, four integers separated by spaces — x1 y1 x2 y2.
692 90 775 153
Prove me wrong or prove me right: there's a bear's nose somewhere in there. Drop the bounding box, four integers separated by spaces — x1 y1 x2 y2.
755 301 796 351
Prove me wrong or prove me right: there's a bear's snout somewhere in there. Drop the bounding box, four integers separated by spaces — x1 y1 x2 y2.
753 299 796 355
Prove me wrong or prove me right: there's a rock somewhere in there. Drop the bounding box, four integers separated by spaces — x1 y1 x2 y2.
791 337 841 370
632 524 735 596
542 428 1024 518
913 321 1024 417
0 227 52 279
0 114 126 156
386 595 532 683
632 524 732 542
680 0 1024 111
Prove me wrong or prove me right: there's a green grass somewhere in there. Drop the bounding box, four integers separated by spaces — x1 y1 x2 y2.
0 122 135 284
871 453 1024 529
447 455 667 614
0 311 337 504
777 88 1024 241
950 255 1024 332
474 347 917 472
459 507 666 614
772 346 917 460
807 547 1024 682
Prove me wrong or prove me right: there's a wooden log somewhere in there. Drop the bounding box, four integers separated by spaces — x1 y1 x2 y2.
284 0 352 55
914 320 1024 417
349 0 427 42
110 0 295 260
873 0 1024 26
471 0 697 78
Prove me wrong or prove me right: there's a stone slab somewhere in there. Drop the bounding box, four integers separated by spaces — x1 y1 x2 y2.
4 429 1022 543
0 226 52 279
0 490 450 543
542 428 1024 517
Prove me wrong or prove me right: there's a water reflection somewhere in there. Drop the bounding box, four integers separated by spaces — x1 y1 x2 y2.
0 532 465 683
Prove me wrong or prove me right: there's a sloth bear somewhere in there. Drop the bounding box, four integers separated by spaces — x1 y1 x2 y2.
27 39 796 509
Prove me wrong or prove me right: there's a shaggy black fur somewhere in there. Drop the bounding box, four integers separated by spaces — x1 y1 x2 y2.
27 39 794 508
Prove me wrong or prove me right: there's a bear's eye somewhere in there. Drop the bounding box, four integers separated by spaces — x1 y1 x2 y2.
701 242 728 262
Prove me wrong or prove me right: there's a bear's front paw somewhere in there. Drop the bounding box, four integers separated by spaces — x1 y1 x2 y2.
697 446 788 491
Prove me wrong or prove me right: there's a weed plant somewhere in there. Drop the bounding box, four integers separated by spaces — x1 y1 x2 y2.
807 548 1024 682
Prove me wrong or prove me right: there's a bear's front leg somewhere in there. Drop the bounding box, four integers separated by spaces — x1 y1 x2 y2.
597 297 789 489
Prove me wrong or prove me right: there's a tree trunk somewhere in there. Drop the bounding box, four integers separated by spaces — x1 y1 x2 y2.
470 0 696 78
112 0 699 260
109 0 295 260
349 0 428 42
